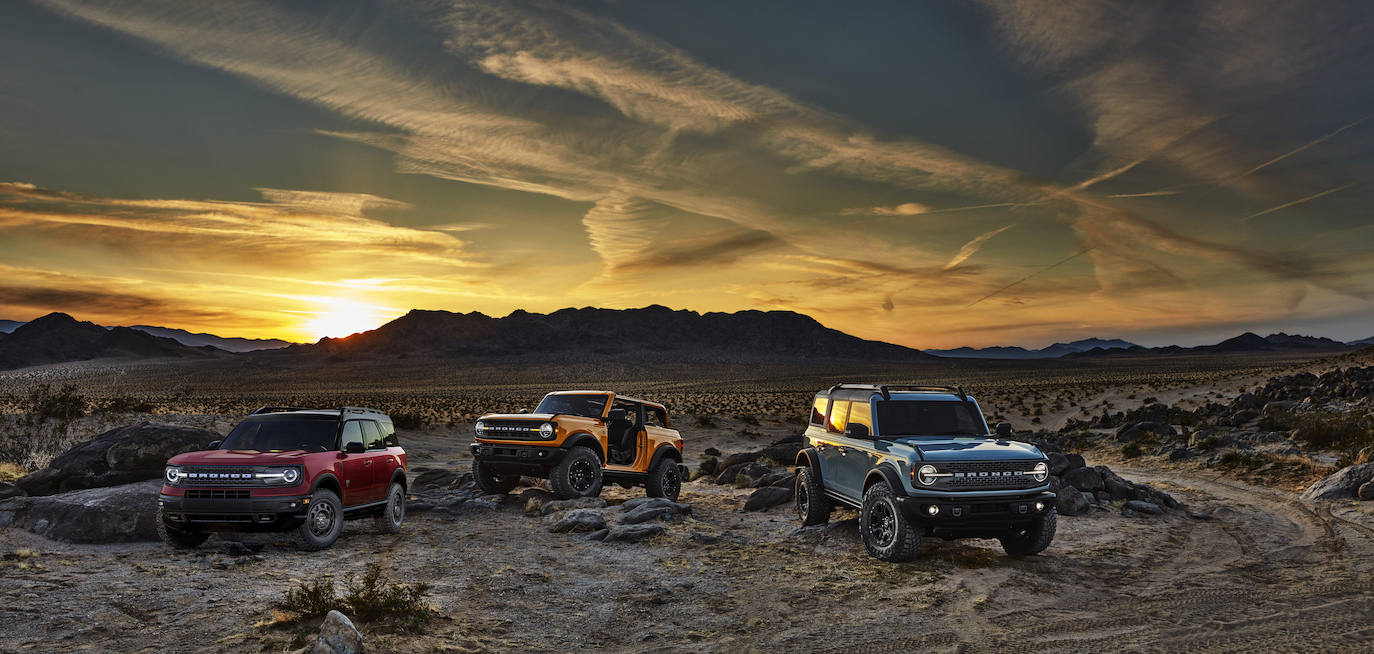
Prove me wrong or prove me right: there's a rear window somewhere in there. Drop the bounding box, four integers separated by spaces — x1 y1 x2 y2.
221 415 337 452
827 400 850 434
379 420 399 447
875 401 986 437
809 396 828 425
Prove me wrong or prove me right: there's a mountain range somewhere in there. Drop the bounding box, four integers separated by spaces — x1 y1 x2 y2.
926 338 1140 359
1065 332 1358 358
0 319 293 352
0 313 223 370
281 305 940 362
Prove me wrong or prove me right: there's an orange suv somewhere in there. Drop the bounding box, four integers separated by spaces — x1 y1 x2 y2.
470 391 687 500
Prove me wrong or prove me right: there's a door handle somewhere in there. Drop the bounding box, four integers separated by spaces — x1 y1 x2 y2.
363 460 374 466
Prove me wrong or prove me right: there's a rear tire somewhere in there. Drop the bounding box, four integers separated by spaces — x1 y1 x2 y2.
473 459 519 494
645 459 682 500
294 488 343 551
374 482 405 534
156 504 209 549
1001 510 1057 557
794 466 832 527
550 446 603 499
860 482 921 562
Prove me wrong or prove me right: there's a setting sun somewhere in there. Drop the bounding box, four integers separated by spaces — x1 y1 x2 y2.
301 299 396 341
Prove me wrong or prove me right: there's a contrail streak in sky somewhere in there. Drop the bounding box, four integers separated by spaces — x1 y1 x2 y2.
965 248 1092 308
1237 183 1355 223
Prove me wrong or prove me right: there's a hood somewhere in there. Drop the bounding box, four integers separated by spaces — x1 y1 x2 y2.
478 413 560 422
891 437 1044 462
168 449 310 465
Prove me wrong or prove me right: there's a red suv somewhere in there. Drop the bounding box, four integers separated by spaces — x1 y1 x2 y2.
157 407 407 550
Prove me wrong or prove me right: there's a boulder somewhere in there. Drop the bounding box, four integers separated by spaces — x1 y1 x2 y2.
1062 466 1104 492
766 472 797 488
539 497 607 516
619 497 692 516
1301 463 1374 500
1047 452 1070 476
771 434 803 445
1122 500 1163 515
15 422 221 496
548 508 607 533
760 442 803 465
1360 482 1374 502
411 467 462 489
1064 453 1086 471
1115 421 1177 442
0 482 25 500
598 523 666 543
732 463 773 488
311 610 363 654
703 447 721 457
1055 488 1091 516
714 463 747 485
696 456 719 477
743 486 792 512
618 505 676 524
718 451 764 470
0 480 160 543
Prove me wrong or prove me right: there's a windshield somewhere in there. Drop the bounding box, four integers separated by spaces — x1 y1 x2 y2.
535 393 609 418
220 415 338 452
875 400 987 437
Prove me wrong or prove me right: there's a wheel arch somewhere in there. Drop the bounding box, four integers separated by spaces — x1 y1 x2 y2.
794 447 824 486
563 432 605 462
647 444 683 471
389 468 407 491
310 473 343 497
862 463 906 497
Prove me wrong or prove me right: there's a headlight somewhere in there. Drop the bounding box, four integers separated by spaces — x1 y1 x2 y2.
1031 461 1048 482
165 465 182 485
256 466 303 485
539 422 555 439
916 464 939 486
474 420 487 436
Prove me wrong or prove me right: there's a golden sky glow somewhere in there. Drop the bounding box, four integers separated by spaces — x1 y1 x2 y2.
1 1 1372 347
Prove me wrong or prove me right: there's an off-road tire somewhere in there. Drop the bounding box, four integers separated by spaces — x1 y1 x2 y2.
550 446 603 499
473 459 519 494
294 488 344 551
794 466 832 526
374 482 405 534
156 504 209 549
860 482 921 562
645 459 682 500
1000 509 1057 557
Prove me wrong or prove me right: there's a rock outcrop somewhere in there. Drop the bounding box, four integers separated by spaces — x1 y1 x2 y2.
16 422 221 496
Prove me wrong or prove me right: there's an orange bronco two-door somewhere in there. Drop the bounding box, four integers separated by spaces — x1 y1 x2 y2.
469 390 687 500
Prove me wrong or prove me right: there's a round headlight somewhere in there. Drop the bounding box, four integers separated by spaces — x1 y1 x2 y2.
282 467 300 484
474 420 486 434
917 464 938 486
1032 461 1048 482
165 466 181 485
539 422 555 439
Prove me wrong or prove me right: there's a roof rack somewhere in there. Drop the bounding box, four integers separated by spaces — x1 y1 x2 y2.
826 384 968 401
251 406 313 415
340 406 387 417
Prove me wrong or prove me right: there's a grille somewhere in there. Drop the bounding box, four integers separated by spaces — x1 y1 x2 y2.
938 460 1041 491
180 466 261 486
478 421 545 440
184 489 251 499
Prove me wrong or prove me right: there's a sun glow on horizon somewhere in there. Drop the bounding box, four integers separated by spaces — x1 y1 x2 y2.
300 298 398 341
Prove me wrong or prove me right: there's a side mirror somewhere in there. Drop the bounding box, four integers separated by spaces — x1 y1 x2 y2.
207 440 222 450
995 422 1013 437
608 408 627 421
519 408 530 414
844 423 870 439
343 441 365 454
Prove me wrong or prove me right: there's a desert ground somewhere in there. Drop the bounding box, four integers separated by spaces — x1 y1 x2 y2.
2 348 1373 652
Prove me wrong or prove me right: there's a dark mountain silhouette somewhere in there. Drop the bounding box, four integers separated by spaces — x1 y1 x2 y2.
128 325 294 352
271 305 941 362
1067 332 1355 358
927 337 1139 359
0 313 222 370
1351 336 1374 346
0 319 21 334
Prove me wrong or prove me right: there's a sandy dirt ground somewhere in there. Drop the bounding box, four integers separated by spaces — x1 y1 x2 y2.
5 420 1374 653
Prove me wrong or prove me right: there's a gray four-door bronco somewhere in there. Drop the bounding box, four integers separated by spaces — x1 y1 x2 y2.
793 384 1056 562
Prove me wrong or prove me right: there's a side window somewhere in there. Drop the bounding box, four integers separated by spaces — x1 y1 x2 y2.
645 406 667 427
810 396 829 425
612 400 639 426
827 400 850 434
849 400 873 433
361 420 385 450
379 420 399 447
340 420 364 451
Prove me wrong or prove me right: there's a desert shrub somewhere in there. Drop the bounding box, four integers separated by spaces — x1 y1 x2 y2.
388 411 425 430
96 397 155 414
734 414 760 426
274 563 433 632
694 415 717 428
1194 435 1219 451
1121 442 1143 458
26 384 87 423
1262 409 1374 456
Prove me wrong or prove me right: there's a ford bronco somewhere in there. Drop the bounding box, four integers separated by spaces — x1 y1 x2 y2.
794 384 1055 561
470 390 688 500
158 406 407 551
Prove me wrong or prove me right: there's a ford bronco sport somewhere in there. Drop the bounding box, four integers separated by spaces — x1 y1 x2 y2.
158 407 407 551
470 391 688 500
794 384 1055 562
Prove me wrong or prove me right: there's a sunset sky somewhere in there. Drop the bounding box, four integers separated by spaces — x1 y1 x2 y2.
2 1 1373 348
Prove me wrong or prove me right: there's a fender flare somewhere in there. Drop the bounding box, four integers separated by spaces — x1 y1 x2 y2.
862 463 907 497
793 447 824 486
310 473 343 497
647 444 683 471
389 468 407 490
562 432 605 462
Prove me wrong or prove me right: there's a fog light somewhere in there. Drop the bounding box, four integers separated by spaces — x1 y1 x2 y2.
926 505 939 516
1035 501 1045 511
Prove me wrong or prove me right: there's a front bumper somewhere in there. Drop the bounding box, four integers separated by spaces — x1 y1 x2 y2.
897 491 1056 532
470 442 567 467
158 492 310 532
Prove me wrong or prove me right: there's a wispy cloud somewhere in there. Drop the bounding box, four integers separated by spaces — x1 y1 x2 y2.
945 224 1016 270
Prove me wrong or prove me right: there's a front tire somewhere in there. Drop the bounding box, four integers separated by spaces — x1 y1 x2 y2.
550 446 603 499
860 482 921 562
645 459 682 500
473 459 519 494
294 488 343 551
794 467 832 527
1000 510 1057 557
156 504 209 549
374 482 405 534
